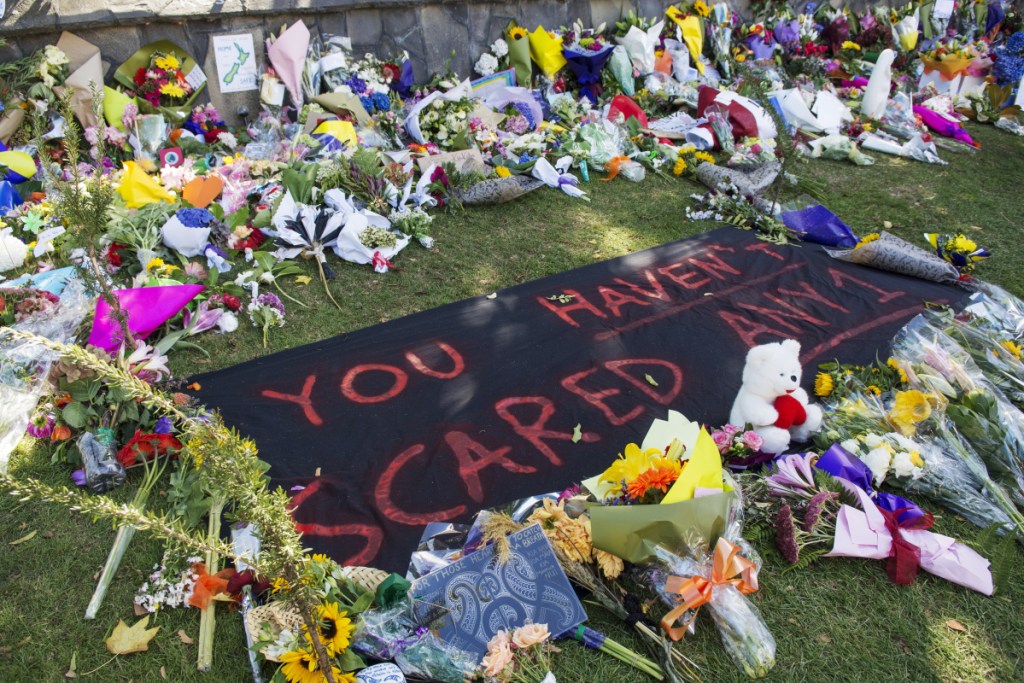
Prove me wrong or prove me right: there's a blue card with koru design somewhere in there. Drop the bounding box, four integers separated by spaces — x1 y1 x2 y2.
410 523 587 662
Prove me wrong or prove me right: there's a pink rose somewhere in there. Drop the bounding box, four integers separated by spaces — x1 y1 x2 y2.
741 430 764 452
512 623 550 648
722 424 742 436
711 430 732 454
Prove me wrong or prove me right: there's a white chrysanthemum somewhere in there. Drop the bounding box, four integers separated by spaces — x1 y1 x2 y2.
0 230 28 272
475 52 499 76
891 451 920 480
864 433 884 448
840 439 860 455
862 446 893 487
491 38 509 57
217 311 238 334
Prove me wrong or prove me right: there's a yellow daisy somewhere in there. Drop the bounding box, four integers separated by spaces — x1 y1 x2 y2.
598 443 664 490
161 82 186 99
154 54 180 71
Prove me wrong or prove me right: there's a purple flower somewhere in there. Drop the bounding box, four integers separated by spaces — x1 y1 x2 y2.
255 292 285 317
70 469 87 487
183 300 225 335
775 505 800 563
154 417 174 434
803 491 838 532
766 453 819 498
26 414 54 439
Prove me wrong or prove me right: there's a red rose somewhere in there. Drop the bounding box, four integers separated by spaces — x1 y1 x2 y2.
107 243 127 268
134 67 147 86
203 129 226 144
116 430 182 468
222 294 242 311
232 227 267 251
381 63 401 82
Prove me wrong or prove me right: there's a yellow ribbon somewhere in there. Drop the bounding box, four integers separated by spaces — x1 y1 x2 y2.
660 538 759 640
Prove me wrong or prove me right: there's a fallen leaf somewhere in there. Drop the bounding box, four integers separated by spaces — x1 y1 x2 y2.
486 292 497 300
178 629 194 645
295 275 312 286
9 530 36 545
0 646 12 654
105 617 160 655
187 382 202 391
314 467 321 477
65 652 77 679
893 635 912 655
133 602 149 617
645 374 659 387
18 637 31 646
571 424 582 444
946 619 966 632
883 220 893 229
42 530 53 539
787 618 798 625
817 633 831 643
160 666 167 679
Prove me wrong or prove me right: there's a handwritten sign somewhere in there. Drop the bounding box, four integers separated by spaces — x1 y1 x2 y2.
212 34 257 93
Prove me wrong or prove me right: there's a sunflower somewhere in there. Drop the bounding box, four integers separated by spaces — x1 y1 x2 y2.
673 156 688 176
307 602 354 657
279 648 352 683
694 0 711 17
495 166 512 178
889 390 933 436
865 385 882 395
509 26 528 40
1000 340 1022 360
887 358 909 383
814 372 834 397
694 151 716 165
146 257 166 273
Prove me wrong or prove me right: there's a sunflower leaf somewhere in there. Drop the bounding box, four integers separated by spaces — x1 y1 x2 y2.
104 616 160 655
337 647 365 672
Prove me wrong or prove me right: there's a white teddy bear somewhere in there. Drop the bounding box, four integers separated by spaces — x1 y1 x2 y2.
729 339 823 454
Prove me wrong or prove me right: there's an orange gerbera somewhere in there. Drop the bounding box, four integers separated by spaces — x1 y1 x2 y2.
626 465 680 500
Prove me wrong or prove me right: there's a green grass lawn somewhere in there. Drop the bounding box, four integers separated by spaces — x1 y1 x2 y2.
1 122 1023 682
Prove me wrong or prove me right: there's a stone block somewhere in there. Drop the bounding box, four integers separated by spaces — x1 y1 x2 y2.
318 12 349 39
590 0 630 29
419 5 471 76
348 8 384 46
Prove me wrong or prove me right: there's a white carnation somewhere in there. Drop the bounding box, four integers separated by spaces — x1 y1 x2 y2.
862 446 892 487
840 439 860 455
217 311 239 334
475 52 499 77
491 38 509 57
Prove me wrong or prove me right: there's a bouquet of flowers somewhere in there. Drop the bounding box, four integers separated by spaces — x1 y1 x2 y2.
405 84 477 150
920 38 983 80
114 40 206 122
710 423 772 470
0 287 60 327
247 292 286 348
924 232 990 274
478 624 556 682
561 21 614 103
889 1 920 51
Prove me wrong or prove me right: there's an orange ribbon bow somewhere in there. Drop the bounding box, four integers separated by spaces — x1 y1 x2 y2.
660 538 760 640
601 155 633 181
188 562 237 610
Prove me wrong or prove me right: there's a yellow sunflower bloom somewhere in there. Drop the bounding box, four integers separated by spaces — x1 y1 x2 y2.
145 257 165 273
814 372 834 397
495 166 512 178
999 340 1022 360
889 390 933 436
279 649 351 683
509 26 528 40
866 384 882 395
887 358 909 383
306 602 354 657
673 156 688 176
694 151 716 165
695 0 711 17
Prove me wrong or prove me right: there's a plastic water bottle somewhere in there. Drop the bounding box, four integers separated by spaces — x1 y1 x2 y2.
79 428 126 493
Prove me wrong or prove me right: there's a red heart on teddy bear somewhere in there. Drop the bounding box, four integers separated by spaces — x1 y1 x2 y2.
773 394 807 429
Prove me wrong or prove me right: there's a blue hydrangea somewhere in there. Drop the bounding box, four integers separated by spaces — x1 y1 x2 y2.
359 95 374 113
371 92 391 112
512 101 536 129
176 207 215 227
345 75 367 95
994 33 1024 85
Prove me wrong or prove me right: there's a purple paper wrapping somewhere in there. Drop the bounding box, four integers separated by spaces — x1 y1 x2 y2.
774 20 800 47
742 35 776 61
987 2 1005 34
780 204 858 248
563 46 615 103
391 60 415 99
0 180 21 212
815 444 927 524
913 106 976 146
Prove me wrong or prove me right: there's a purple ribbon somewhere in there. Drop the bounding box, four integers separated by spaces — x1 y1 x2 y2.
816 443 927 524
558 175 578 188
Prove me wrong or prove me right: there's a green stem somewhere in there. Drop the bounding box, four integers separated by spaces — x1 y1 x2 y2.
197 496 226 671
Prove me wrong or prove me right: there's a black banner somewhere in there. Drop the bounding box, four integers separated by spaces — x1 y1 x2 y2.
193 228 966 572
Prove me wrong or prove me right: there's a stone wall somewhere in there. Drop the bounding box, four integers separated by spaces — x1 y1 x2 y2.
1 0 869 123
